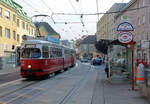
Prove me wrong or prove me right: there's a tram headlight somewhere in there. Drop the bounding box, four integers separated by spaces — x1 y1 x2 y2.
28 65 32 69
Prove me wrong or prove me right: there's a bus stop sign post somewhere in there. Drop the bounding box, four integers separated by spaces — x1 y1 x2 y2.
132 38 134 91
117 21 135 91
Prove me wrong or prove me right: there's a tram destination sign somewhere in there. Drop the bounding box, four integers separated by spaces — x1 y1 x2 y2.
117 22 134 31
118 32 133 44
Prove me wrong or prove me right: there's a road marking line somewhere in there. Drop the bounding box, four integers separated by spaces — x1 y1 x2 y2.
0 78 24 88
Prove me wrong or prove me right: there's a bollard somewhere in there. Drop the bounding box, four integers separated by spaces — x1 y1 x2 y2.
136 63 145 84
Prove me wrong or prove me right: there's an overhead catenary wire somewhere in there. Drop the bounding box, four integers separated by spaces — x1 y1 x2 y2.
40 0 57 23
96 0 99 21
40 0 70 34
41 0 53 13
77 0 82 14
21 0 39 12
68 0 78 14
53 5 150 16
75 0 88 33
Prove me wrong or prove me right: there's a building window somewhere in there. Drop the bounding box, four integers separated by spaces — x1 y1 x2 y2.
26 24 28 31
0 7 2 17
142 16 145 24
17 19 19 27
5 28 10 38
12 31 15 40
0 26 2 37
12 14 16 22
4 10 10 19
149 0 150 4
30 28 32 35
137 17 140 25
31 28 33 35
17 34 19 42
22 21 25 29
143 0 145 7
29 26 30 34
137 0 140 8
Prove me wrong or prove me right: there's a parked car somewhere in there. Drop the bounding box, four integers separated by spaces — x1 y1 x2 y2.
92 57 102 65
80 57 88 62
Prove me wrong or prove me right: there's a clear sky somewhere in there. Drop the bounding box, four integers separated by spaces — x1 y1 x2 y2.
14 0 130 40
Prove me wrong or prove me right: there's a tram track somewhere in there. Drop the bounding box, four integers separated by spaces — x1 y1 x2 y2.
0 62 91 104
0 72 21 85
0 79 37 99
0 68 76 104
56 65 93 104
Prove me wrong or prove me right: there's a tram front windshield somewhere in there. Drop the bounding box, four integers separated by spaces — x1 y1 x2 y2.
21 48 41 58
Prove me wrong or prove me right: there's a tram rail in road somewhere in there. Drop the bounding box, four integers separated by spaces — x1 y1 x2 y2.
0 62 93 104
0 66 76 104
56 65 93 104
0 72 21 85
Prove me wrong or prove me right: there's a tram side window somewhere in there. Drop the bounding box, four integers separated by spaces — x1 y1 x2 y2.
49 47 53 58
21 48 41 58
59 49 62 57
65 50 70 58
57 48 62 57
51 48 56 58
42 46 49 58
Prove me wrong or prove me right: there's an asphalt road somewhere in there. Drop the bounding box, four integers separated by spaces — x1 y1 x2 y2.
0 61 104 104
0 72 21 85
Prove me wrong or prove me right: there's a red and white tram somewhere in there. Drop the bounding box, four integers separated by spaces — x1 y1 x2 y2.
20 39 76 78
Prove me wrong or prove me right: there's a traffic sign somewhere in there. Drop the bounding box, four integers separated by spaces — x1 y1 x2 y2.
117 32 133 44
117 22 134 31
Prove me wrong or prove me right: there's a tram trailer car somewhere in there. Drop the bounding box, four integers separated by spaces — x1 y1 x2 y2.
20 40 76 78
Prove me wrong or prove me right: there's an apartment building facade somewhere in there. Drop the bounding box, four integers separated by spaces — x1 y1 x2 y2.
115 0 148 65
96 3 127 41
0 0 35 68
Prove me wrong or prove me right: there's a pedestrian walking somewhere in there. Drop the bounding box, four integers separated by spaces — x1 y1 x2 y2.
105 58 109 79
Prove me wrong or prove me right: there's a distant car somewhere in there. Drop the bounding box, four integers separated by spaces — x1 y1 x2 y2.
81 57 88 62
92 57 102 65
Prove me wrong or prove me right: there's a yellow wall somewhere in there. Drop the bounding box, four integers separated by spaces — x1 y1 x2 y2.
0 3 18 46
98 14 109 40
16 17 35 44
0 2 35 56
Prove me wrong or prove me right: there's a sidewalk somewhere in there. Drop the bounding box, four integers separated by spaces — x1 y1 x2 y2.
92 70 149 104
0 66 20 75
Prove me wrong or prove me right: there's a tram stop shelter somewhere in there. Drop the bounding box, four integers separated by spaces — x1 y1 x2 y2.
95 39 136 80
108 39 136 80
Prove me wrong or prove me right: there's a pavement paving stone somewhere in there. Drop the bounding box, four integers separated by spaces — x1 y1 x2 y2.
103 75 149 104
0 66 20 75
